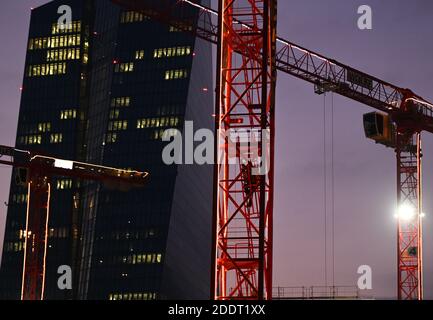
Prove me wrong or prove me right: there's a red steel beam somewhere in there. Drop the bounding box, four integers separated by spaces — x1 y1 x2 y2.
21 173 51 300
1 145 149 300
111 0 433 133
396 131 423 300
210 0 277 300
97 0 433 301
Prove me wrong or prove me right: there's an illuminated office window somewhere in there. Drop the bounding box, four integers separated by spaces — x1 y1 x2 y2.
111 97 131 107
135 50 145 60
47 48 80 62
121 253 163 265
47 50 55 61
51 21 82 34
114 62 134 73
28 34 81 51
68 34 80 46
23 135 42 145
15 242 23 252
165 69 188 80
56 179 72 190
4 242 24 252
109 109 120 119
108 121 128 131
120 11 148 23
106 133 117 144
75 21 82 33
137 117 180 129
153 46 191 58
38 122 51 132
12 194 28 204
152 129 165 140
137 119 146 129
146 254 153 264
18 229 26 239
50 133 63 144
59 62 66 74
60 109 77 120
27 63 67 77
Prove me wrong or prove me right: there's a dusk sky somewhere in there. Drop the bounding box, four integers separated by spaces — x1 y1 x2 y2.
1 0 433 299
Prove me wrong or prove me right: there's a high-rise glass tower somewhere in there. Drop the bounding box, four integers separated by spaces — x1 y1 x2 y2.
0 0 213 300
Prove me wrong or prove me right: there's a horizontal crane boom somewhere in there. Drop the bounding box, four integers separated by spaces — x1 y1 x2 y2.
112 0 433 133
0 144 149 300
0 145 149 188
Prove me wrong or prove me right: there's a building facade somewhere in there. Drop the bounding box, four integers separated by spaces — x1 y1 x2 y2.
0 0 213 300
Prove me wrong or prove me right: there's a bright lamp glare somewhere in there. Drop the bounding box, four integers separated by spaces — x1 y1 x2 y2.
54 159 74 170
396 204 416 221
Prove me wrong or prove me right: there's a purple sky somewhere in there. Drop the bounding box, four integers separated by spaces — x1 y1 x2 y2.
1 0 433 299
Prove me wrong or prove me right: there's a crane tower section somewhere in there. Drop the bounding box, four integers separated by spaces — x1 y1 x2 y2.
211 0 277 300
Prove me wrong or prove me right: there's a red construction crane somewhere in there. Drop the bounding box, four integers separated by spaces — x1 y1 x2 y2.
30 0 428 300
0 145 149 300
112 0 433 300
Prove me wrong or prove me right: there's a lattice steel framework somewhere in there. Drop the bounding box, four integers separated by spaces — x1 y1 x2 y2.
210 0 277 300
396 131 423 300
111 0 433 133
74 0 433 300
21 174 51 300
